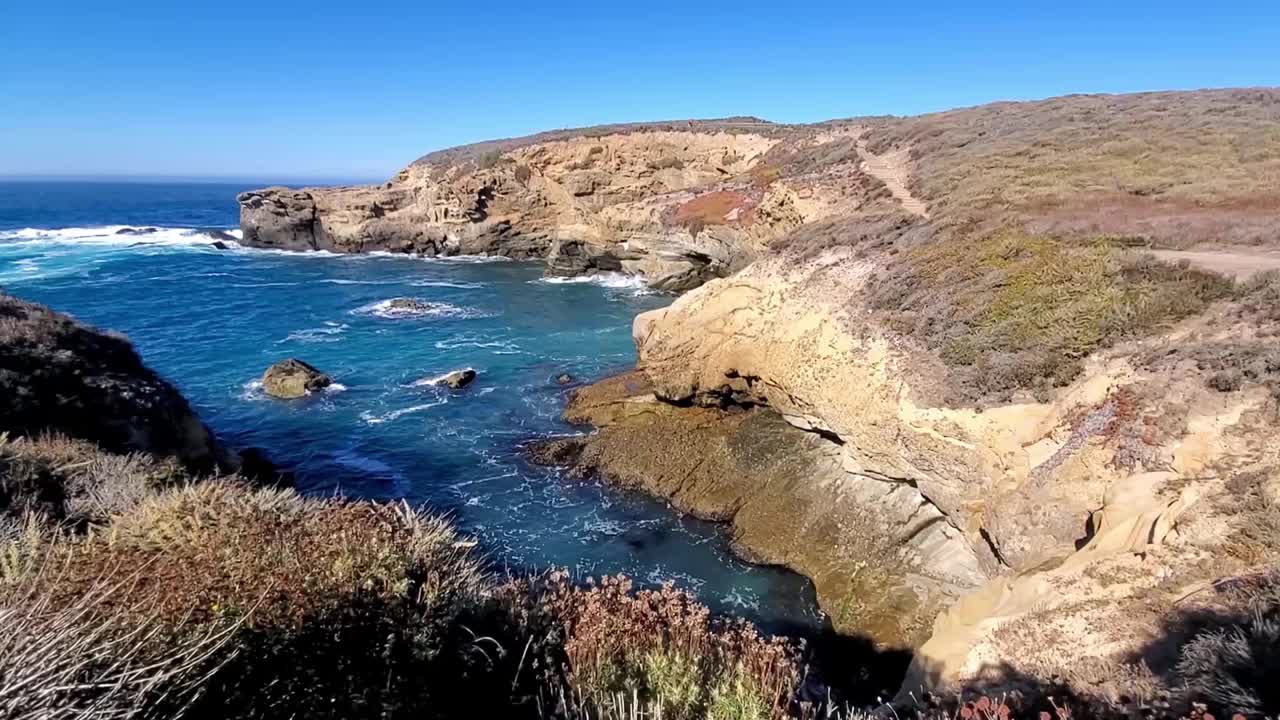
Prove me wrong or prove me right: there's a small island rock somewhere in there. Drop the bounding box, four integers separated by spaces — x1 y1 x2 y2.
555 373 575 385
437 368 477 389
262 359 333 399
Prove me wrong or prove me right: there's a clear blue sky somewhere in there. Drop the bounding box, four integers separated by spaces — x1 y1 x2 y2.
2 1 1277 181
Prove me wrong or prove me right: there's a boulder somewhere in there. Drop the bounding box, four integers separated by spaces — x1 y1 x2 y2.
262 359 333 399
555 373 575 385
437 368 477 389
387 298 433 313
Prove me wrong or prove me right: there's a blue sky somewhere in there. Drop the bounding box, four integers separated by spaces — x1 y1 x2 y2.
2 1 1277 181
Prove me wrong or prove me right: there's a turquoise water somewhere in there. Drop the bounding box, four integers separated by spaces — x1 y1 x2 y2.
0 182 823 632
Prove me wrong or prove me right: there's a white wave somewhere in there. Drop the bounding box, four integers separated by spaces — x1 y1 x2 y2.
279 323 349 344
409 368 477 387
319 278 402 285
409 279 484 289
360 399 447 425
719 587 761 611
429 254 512 264
0 225 242 248
240 377 344 399
352 297 486 320
535 272 651 291
240 380 265 401
433 333 520 353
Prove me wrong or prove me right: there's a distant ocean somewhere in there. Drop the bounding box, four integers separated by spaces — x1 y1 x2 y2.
0 180 823 631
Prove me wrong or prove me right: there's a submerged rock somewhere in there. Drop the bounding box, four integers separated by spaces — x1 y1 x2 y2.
523 436 586 467
436 368 477 389
202 230 239 243
210 241 230 250
262 359 333 399
114 226 157 235
555 373 575 385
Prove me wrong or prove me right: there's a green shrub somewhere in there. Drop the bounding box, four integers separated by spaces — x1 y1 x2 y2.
872 234 1236 404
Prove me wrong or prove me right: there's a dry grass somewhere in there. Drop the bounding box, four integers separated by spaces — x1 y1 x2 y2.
0 567 237 719
29 479 487 630
863 88 1280 249
0 433 190 527
3 479 493 718
869 234 1236 404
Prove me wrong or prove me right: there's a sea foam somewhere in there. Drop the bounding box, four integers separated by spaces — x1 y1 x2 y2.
352 298 487 320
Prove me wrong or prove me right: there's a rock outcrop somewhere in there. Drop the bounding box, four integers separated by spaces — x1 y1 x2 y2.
239 89 1280 699
563 246 1280 695
240 120 888 290
530 90 1280 696
261 359 333 399
0 292 226 472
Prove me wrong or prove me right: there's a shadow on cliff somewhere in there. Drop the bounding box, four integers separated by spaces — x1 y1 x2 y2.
894 570 1280 719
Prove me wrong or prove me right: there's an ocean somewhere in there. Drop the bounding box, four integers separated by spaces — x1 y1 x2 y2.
0 180 823 631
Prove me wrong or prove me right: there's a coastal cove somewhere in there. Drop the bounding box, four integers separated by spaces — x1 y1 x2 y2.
0 181 826 633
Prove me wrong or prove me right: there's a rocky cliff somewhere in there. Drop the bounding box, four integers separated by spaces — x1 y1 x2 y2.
239 118 895 290
0 292 239 474
524 89 1280 698
244 88 1280 699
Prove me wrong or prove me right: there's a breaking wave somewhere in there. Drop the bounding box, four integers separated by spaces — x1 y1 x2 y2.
535 272 651 290
351 297 488 320
0 225 242 247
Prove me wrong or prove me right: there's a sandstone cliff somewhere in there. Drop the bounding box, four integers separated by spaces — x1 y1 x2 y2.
243 88 1280 700
524 89 1280 698
239 118 895 290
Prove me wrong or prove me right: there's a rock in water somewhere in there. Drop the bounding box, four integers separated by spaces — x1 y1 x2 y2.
437 368 477 389
555 373 574 385
387 298 433 314
262 359 333 399
210 241 230 250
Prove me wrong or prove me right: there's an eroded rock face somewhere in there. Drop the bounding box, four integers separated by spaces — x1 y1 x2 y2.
238 124 876 290
555 371 985 646
0 293 226 472
262 359 333 399
565 245 1280 693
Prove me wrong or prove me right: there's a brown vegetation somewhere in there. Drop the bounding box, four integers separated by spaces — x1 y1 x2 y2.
862 89 1280 249
868 236 1236 404
671 191 756 234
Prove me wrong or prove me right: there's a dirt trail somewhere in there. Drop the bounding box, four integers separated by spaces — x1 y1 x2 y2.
1149 249 1280 280
855 139 929 218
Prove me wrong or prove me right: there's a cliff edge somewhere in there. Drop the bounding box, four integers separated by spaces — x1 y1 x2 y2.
534 88 1280 698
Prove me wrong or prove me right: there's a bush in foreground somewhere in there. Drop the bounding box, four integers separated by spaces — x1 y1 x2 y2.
3 454 1277 719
